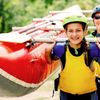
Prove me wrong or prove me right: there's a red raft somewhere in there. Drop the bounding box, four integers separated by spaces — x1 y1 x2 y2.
0 38 61 97
0 5 82 97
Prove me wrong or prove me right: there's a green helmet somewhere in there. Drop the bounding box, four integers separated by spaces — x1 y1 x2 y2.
63 15 88 29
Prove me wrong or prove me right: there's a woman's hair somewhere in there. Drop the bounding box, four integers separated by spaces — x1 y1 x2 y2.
82 38 91 67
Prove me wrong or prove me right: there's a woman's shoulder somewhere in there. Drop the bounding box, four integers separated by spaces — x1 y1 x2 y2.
89 42 100 58
53 42 67 58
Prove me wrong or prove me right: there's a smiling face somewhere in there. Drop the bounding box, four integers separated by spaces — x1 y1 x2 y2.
65 23 84 48
93 12 100 33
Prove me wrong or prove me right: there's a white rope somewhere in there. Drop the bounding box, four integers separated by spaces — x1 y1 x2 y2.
32 37 99 43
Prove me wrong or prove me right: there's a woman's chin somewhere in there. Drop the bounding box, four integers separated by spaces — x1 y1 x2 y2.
71 41 81 45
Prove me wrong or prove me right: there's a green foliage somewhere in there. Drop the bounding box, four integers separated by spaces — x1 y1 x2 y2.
44 0 54 8
0 0 100 33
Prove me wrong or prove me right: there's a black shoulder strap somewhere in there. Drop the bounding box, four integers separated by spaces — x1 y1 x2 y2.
82 39 93 67
60 41 68 69
84 47 93 67
92 30 97 37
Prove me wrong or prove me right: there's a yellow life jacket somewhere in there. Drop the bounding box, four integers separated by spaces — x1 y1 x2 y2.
59 48 98 94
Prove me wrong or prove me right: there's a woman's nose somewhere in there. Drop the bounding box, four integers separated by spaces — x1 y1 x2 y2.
72 32 77 36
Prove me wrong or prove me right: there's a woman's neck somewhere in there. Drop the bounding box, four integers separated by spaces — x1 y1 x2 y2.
97 30 100 34
96 28 100 34
69 42 81 49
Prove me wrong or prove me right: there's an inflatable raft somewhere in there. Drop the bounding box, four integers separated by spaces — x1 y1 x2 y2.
0 5 97 97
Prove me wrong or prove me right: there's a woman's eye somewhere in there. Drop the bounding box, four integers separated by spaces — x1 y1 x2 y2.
76 29 81 32
68 30 73 33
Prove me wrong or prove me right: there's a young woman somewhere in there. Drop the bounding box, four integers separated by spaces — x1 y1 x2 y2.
45 14 100 100
90 5 100 100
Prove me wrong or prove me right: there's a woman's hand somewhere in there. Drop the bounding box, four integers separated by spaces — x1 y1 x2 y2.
45 36 57 63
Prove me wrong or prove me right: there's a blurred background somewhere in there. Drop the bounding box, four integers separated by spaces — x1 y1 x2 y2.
0 0 99 100
0 0 99 33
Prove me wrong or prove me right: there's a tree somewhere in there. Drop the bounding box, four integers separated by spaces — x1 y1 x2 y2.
0 0 99 33
0 0 5 33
